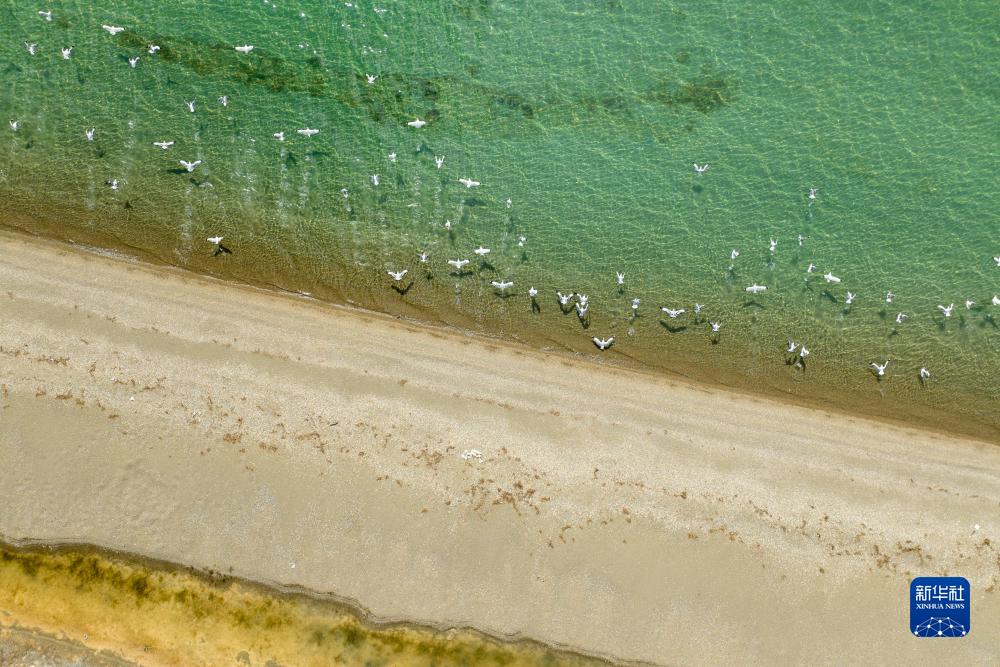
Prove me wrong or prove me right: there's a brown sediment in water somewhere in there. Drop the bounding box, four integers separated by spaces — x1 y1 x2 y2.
0 542 610 667
0 218 995 445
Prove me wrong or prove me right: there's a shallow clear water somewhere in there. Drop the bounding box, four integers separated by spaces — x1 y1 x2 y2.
1 1 997 438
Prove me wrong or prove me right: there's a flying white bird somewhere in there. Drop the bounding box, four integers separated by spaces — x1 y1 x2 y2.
823 272 841 284
885 291 895 303
870 361 889 377
746 284 767 294
128 56 139 68
693 163 709 174
85 128 95 141
557 292 573 306
937 303 954 317
799 346 810 358
9 120 19 132
575 302 589 317
592 337 614 350
965 299 975 309
273 131 284 141
387 151 396 162
148 44 160 54
179 159 201 172
491 280 513 290
528 287 538 298
207 236 224 245
218 95 229 107
797 234 807 246
434 155 444 169
447 259 469 270
808 188 818 200
993 295 1000 306
710 321 721 332
769 238 777 253
407 118 427 128
517 236 527 247
153 141 174 149
370 174 380 186
730 249 740 260
38 10 52 21
24 42 37 55
458 178 480 188
366 74 377 84
694 303 704 314
234 45 254 53
102 25 125 35
418 252 429 263
506 197 512 208
895 312 907 324
297 128 319 136
577 294 589 306
661 307 685 318
616 272 625 285
387 269 408 281
107 179 120 191
919 367 931 380
806 263 816 273
994 256 1000 267
61 47 72 59
786 340 798 353
631 298 641 311
845 291 856 305
185 100 195 113
473 246 490 256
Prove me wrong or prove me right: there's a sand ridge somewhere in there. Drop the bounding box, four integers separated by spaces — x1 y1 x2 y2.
1 230 999 664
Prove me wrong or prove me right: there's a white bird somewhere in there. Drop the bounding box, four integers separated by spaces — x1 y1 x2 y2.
387 152 396 162
786 340 798 353
845 291 856 305
85 128 95 141
39 10 52 21
575 302 589 317
631 298 641 311
577 294 589 306
964 299 975 309
993 295 1000 306
234 45 254 53
693 163 709 174
418 252 429 263
273 131 285 141
517 236 527 247
8 120 19 132
661 307 685 318
25 42 37 55
407 118 427 128
823 272 841 284
895 312 908 324
806 263 816 273
769 238 778 253
148 44 160 54
491 280 513 290
730 249 740 260
458 178 480 188
746 284 767 294
808 188 818 200
919 367 931 380
937 303 954 317
102 25 125 35
506 197 512 208
443 220 452 230
218 95 229 107
185 100 195 113
371 174 380 186
387 269 408 281
207 236 224 245
870 361 889 377
61 47 72 59
434 155 444 169
592 337 614 350
152 140 174 149
447 259 470 270
710 321 721 332
107 179 120 191
885 291 895 303
366 74 377 84
557 292 573 306
797 234 807 246
473 246 490 256
340 188 349 198
297 128 319 136
528 287 538 298
616 272 625 285
994 256 1000 267
799 346 810 358
179 159 201 172
128 56 139 68
694 303 704 314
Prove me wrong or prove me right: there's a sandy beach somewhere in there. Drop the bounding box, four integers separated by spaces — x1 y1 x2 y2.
1 229 998 664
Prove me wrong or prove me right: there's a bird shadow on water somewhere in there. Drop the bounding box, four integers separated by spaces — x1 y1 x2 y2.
659 321 687 333
530 298 540 314
820 290 838 304
391 282 414 296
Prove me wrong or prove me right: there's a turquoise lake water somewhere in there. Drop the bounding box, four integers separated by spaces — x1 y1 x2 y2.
1 1 997 439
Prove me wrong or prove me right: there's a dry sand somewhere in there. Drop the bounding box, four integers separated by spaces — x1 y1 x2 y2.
1 229 998 665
